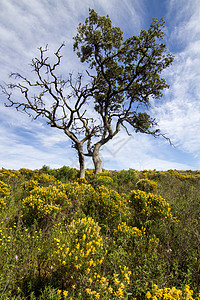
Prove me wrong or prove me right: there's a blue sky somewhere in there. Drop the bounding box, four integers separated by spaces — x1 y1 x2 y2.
1 0 200 171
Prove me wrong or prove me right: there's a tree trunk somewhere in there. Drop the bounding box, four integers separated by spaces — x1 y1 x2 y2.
92 144 102 174
77 145 85 178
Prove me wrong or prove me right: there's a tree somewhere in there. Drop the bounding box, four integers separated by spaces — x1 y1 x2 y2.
1 9 174 178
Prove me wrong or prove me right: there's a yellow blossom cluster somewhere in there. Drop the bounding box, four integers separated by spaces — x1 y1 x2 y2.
116 222 144 238
94 185 127 222
95 173 114 186
0 168 20 182
0 180 10 210
145 284 200 300
64 181 96 207
22 185 71 220
129 189 178 223
21 179 39 193
112 266 132 298
51 216 104 274
32 172 57 186
57 289 69 298
82 266 131 299
136 178 158 193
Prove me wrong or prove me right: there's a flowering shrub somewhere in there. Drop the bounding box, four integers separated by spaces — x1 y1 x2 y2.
64 182 127 225
21 179 39 194
129 189 178 228
33 172 57 186
95 174 114 187
51 217 104 282
0 180 10 198
145 284 200 300
94 185 127 225
136 178 158 194
51 217 104 298
0 168 200 299
19 168 37 179
114 221 145 247
0 180 10 210
51 217 132 299
22 185 71 226
0 168 20 183
64 181 96 213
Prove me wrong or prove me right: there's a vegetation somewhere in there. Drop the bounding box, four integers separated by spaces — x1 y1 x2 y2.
0 166 200 299
1 9 174 178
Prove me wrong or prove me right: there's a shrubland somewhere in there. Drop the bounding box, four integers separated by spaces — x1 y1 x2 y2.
0 166 200 299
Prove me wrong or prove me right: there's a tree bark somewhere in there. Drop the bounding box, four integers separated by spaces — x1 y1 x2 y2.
92 143 102 174
77 145 85 178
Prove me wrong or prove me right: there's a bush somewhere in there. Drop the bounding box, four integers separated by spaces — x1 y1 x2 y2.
128 189 178 230
0 180 10 210
22 185 71 227
0 167 200 298
136 178 158 193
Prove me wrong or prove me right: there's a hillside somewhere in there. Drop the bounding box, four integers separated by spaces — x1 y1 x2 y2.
0 166 200 299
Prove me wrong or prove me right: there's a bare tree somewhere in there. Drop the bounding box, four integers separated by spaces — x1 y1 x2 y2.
1 44 100 178
1 9 174 177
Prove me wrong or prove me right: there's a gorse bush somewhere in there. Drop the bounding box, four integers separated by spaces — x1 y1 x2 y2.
50 217 107 298
136 178 158 193
0 180 10 210
0 167 200 299
22 185 71 227
128 189 178 231
145 284 200 300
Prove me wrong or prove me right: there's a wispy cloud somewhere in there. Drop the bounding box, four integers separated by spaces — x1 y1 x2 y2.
0 0 200 171
152 0 200 160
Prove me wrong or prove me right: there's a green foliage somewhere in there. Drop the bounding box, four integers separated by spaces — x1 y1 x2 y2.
136 178 158 193
94 173 114 187
22 184 71 227
0 180 10 210
40 165 79 183
73 9 174 137
1 167 200 299
129 189 178 231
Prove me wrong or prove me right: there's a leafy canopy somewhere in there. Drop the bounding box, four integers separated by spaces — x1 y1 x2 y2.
73 9 174 137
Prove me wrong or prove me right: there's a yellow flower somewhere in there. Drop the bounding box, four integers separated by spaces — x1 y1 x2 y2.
116 287 124 297
85 288 92 294
146 291 152 299
89 259 94 266
63 290 68 297
119 282 125 289
113 278 120 285
88 278 93 284
108 286 113 293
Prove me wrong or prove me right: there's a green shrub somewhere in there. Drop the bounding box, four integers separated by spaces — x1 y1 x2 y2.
136 178 158 193
1 167 200 298
128 189 178 229
22 185 71 227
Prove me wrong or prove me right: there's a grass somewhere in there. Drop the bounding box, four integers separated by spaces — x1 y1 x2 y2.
0 166 200 299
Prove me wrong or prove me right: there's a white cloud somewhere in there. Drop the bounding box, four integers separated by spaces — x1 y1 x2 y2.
0 0 200 171
150 0 200 159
